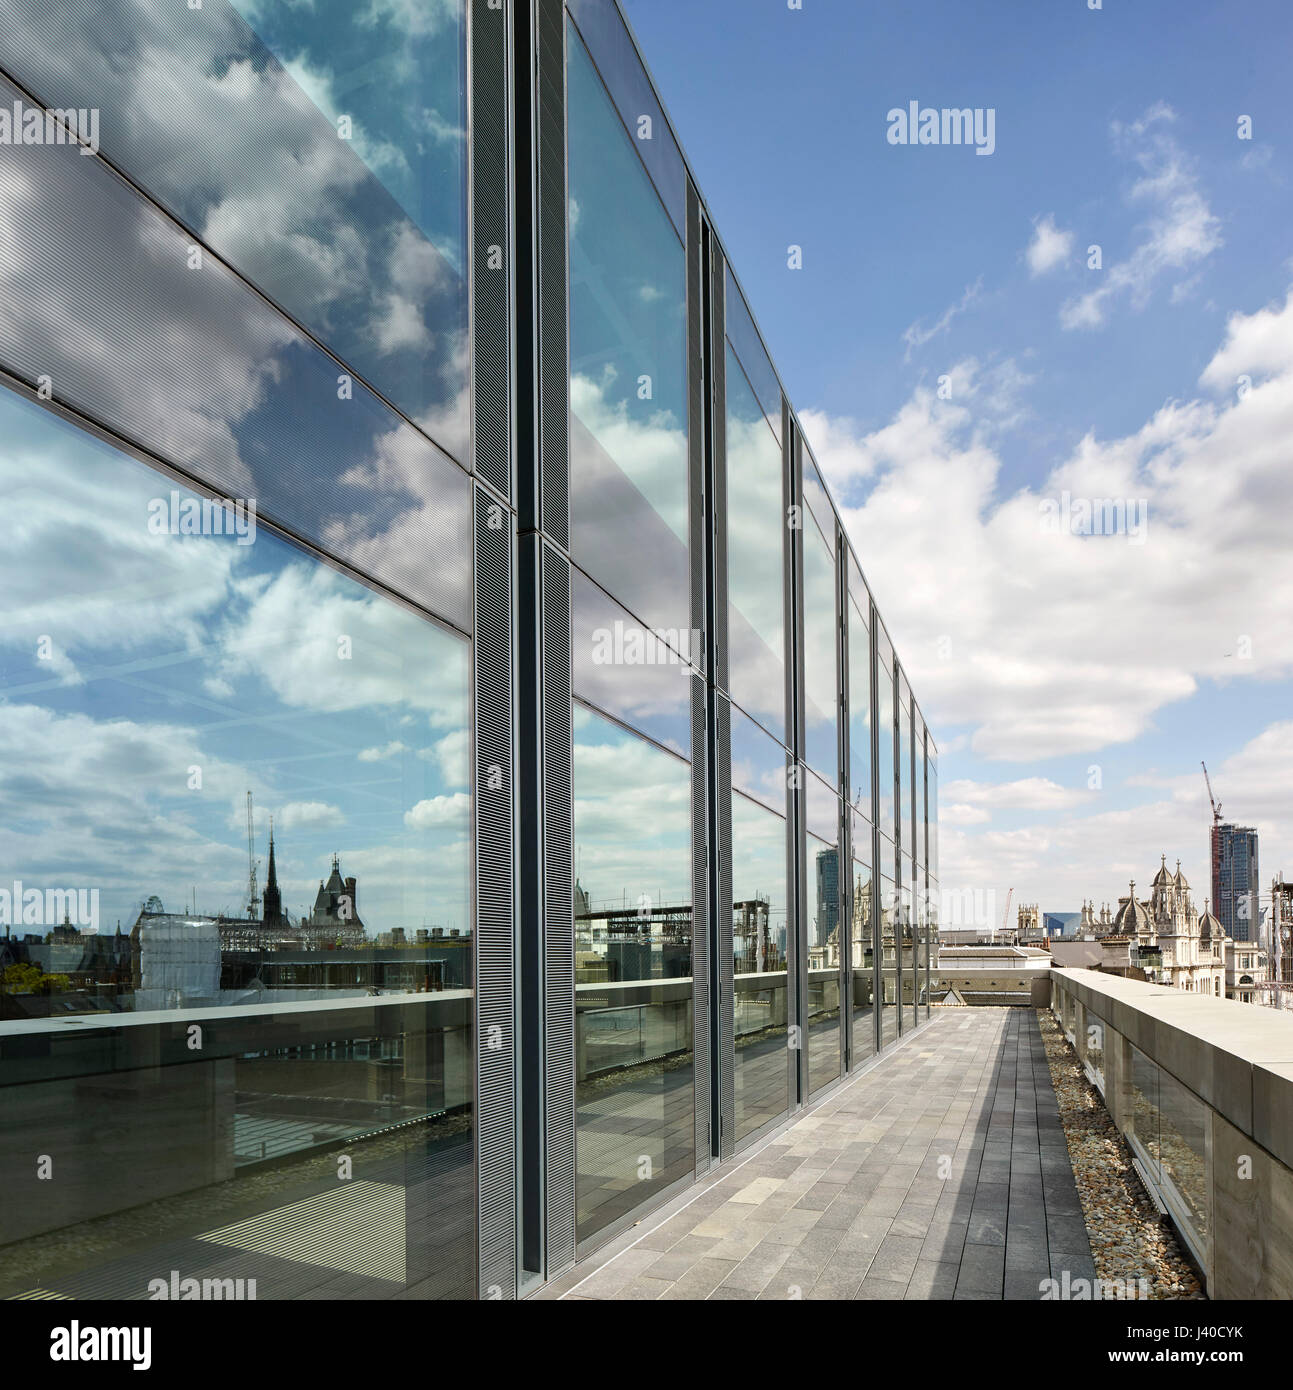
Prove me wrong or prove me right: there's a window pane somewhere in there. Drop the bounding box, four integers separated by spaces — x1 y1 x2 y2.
572 571 692 755
877 633 895 837
850 821 875 1063
567 27 688 636
848 586 871 821
803 516 838 785
573 706 693 1240
726 344 785 736
880 867 898 1048
725 270 781 441
731 705 787 816
807 828 842 1095
0 71 471 631
0 0 470 461
567 0 686 237
731 793 789 1142
0 385 473 1299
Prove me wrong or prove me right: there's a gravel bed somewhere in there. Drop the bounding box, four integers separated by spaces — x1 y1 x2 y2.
1036 1008 1204 1299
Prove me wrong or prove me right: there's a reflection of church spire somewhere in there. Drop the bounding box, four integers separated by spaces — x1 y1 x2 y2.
262 816 285 929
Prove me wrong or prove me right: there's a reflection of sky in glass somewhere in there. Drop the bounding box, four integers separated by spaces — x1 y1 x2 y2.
567 25 689 632
0 74 471 630
572 705 691 919
725 269 781 442
730 706 786 814
570 571 691 757
803 516 838 783
726 345 785 735
877 633 895 835
0 388 469 940
848 587 871 819
0 0 469 458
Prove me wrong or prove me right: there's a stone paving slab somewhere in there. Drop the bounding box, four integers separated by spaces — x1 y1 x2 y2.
540 1009 1093 1301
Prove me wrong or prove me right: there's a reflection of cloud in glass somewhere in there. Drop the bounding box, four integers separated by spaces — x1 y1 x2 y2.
0 387 469 940
0 91 471 629
572 706 691 913
567 29 689 630
0 0 469 458
726 346 786 734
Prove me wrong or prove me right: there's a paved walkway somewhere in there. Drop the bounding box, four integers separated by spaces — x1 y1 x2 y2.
543 1008 1095 1300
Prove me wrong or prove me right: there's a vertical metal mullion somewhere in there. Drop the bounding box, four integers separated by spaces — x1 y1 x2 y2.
787 422 807 1109
686 178 711 1175
836 529 850 1074
870 601 882 1056
707 241 733 1160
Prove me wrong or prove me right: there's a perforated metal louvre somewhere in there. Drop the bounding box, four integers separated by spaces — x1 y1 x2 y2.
474 483 516 1300
472 0 513 500
536 0 569 547
541 545 576 1271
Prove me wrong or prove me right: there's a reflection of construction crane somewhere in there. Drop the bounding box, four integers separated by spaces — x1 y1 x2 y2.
1201 761 1222 824
1000 887 1013 941
245 790 260 921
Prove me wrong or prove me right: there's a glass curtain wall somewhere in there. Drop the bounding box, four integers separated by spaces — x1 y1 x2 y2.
876 630 898 1046
0 0 475 1303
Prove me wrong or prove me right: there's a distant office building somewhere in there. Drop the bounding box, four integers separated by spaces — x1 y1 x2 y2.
1044 911 1083 939
1213 824 1259 943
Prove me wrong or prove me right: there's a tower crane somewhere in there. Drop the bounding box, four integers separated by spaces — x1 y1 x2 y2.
1201 761 1222 825
1000 887 1013 941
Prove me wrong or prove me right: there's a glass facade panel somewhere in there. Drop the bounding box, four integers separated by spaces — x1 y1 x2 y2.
806 777 842 1095
567 26 689 636
0 0 471 461
0 385 473 1299
0 71 473 631
803 513 839 785
849 813 876 1062
899 693 911 860
572 705 694 1241
848 583 872 822
731 705 789 814
567 0 687 236
572 571 692 754
726 344 786 738
725 269 782 441
877 631 895 839
879 868 898 1048
731 793 789 1143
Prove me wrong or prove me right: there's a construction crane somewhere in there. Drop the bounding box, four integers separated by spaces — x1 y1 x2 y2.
245 790 260 921
1201 761 1222 825
1000 887 1013 941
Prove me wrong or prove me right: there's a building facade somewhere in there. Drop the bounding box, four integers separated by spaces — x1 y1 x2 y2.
0 0 937 1301
1213 823 1260 943
1100 858 1226 996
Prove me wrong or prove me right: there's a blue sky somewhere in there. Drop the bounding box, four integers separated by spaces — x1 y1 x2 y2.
624 0 1293 920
